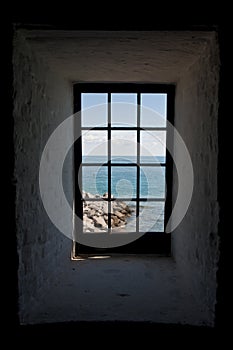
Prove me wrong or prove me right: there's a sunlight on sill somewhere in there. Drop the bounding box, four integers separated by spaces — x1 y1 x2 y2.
71 254 111 261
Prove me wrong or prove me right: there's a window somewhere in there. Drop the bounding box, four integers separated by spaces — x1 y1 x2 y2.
74 84 174 254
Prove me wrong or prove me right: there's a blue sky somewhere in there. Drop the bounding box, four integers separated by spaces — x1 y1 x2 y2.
81 93 167 157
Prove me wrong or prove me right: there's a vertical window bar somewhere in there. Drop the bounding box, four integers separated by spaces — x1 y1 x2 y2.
108 93 111 231
74 89 83 245
136 93 141 232
164 91 174 231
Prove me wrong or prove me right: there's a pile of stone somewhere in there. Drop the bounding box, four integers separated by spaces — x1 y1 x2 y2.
83 192 133 232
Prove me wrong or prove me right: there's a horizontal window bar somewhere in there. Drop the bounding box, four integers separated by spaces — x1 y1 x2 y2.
112 127 167 131
81 163 166 167
136 163 166 167
82 198 166 202
75 82 175 93
82 163 138 167
81 127 108 130
81 127 167 131
81 231 166 234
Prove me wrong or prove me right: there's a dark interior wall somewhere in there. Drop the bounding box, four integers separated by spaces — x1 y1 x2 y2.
172 33 220 322
8 22 228 332
215 24 229 331
13 31 73 323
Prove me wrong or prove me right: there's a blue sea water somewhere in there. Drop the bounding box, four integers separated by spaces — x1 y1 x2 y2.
82 156 165 198
81 156 166 232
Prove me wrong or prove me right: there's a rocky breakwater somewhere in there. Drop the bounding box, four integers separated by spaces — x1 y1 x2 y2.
83 192 133 232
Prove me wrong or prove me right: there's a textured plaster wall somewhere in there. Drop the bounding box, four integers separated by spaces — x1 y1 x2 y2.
22 30 214 83
172 35 220 322
13 30 220 326
13 32 73 323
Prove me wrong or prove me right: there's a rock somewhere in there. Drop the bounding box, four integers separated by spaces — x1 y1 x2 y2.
120 209 128 214
91 227 103 232
114 210 126 219
83 215 93 224
117 219 126 227
87 209 96 218
84 192 95 199
88 204 100 211
103 192 114 199
112 215 120 226
92 215 108 229
83 222 95 232
82 191 132 231
113 205 123 211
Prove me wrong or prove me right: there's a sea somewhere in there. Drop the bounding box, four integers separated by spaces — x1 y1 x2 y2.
81 156 166 232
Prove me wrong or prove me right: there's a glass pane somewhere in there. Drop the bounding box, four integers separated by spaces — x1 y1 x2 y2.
111 131 137 163
81 93 107 127
111 166 137 198
140 167 166 198
139 202 165 232
140 131 166 163
111 93 137 126
83 201 108 232
111 200 136 233
82 130 107 163
82 166 108 197
141 94 167 127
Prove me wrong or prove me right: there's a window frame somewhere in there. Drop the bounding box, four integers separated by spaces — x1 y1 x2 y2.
73 83 175 255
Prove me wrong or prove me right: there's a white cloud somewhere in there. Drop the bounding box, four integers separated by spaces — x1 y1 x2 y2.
82 131 107 143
